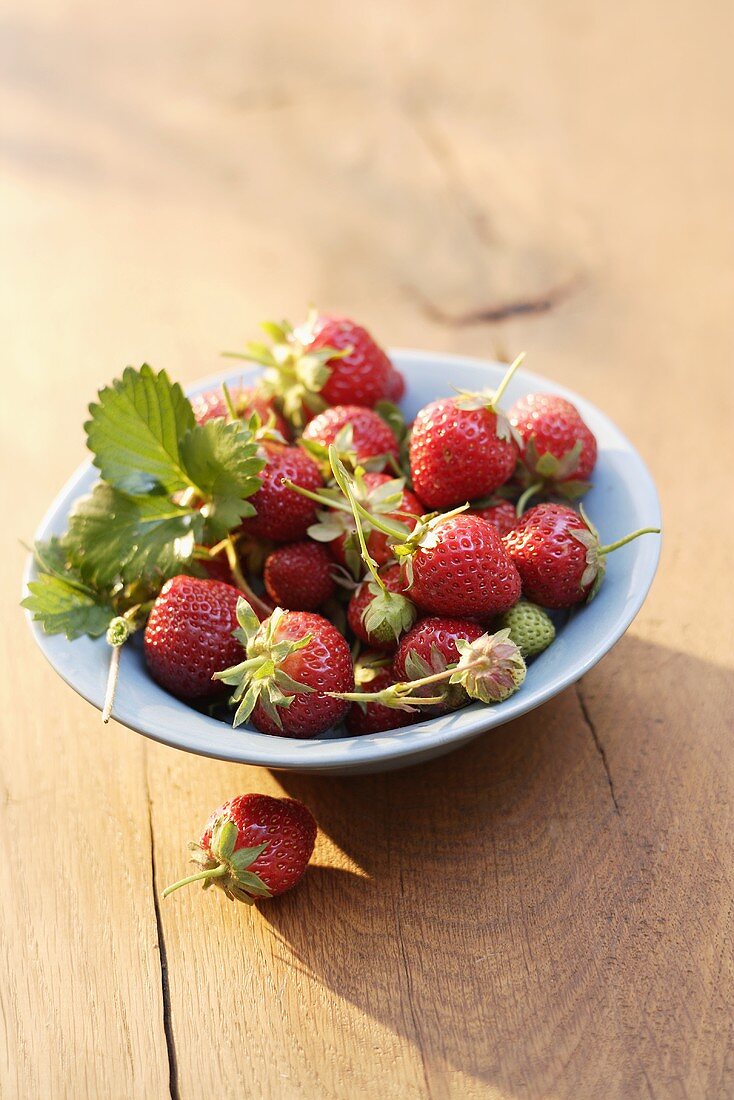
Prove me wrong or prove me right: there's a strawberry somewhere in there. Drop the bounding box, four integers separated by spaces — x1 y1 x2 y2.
384 367 406 403
393 616 485 713
471 499 519 537
197 547 236 586
300 314 394 409
162 794 317 904
409 355 524 509
303 470 423 573
509 393 597 506
264 541 336 611
394 512 521 619
499 600 556 657
232 312 394 426
143 576 243 700
241 443 323 543
345 662 419 735
191 384 290 439
301 404 399 472
347 564 415 649
214 601 354 737
503 503 660 608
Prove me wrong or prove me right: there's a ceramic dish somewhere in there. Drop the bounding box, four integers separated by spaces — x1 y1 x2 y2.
23 351 662 775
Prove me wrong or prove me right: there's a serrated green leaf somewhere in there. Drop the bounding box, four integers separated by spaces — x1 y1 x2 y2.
85 364 196 494
66 482 202 586
22 572 113 640
179 418 265 540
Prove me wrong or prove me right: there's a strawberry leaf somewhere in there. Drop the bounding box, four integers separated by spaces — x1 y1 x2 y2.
85 364 195 495
22 571 114 640
65 482 202 586
178 419 265 540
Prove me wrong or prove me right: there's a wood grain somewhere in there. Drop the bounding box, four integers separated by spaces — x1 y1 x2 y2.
2 2 733 1097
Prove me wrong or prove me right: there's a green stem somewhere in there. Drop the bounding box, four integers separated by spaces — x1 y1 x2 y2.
332 667 455 706
281 479 354 515
491 352 526 409
162 864 228 899
598 527 661 556
333 690 447 707
223 537 272 619
221 382 238 421
328 446 385 590
397 668 454 691
351 498 408 540
516 481 542 517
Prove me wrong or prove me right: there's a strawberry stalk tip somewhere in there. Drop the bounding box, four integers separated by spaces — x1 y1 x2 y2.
596 527 661 556
490 352 526 408
102 603 152 723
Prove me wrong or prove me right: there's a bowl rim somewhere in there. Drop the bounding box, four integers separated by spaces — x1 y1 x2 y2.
23 349 662 769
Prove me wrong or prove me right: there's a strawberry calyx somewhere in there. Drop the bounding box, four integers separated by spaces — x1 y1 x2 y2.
452 353 526 444
391 504 470 586
570 506 661 602
450 628 526 702
515 438 590 513
212 599 314 728
360 578 417 646
223 313 351 428
300 423 398 477
162 815 271 905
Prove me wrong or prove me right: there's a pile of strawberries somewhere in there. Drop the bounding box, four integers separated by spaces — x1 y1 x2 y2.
25 309 659 740
140 312 657 738
24 309 660 906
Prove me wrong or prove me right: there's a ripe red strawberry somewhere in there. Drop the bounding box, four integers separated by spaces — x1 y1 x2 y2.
301 404 399 471
393 616 484 714
214 602 354 737
264 541 336 611
409 356 524 509
143 576 243 700
509 393 597 503
233 313 395 426
162 794 317 904
309 471 423 571
300 315 393 408
503 503 660 608
191 384 290 439
471 499 518 537
197 547 236 586
347 564 415 649
241 443 323 543
397 512 521 618
384 367 406 403
346 664 419 735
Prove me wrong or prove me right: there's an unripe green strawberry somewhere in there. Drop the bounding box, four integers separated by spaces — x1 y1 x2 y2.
499 600 555 657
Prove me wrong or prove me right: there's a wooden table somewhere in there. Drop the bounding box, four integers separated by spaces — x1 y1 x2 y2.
3 4 733 1097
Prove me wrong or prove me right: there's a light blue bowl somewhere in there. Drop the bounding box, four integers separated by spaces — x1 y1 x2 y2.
23 351 661 774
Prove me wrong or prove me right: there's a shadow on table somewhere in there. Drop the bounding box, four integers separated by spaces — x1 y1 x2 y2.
260 636 733 1093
